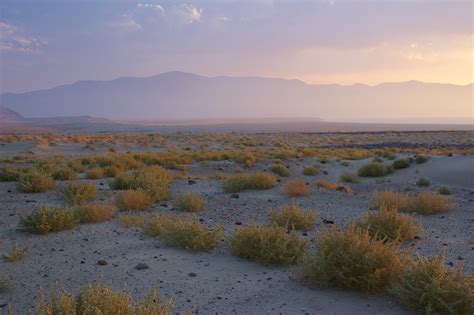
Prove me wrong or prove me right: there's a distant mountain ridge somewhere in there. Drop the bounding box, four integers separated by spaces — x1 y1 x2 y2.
1 71 472 120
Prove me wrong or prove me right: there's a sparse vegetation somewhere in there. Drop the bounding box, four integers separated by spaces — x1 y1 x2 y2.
415 155 430 164
119 213 146 228
438 186 452 195
391 250 474 315
115 190 152 211
143 214 223 252
416 177 431 187
356 205 421 243
358 162 393 177
35 282 174 315
317 179 338 190
223 172 276 192
392 158 410 169
271 163 290 177
227 223 307 265
60 182 97 205
75 203 118 223
19 205 77 234
283 179 311 197
299 224 403 293
339 172 359 183
86 167 104 179
269 200 316 231
2 242 28 262
0 166 20 182
371 190 454 214
302 166 319 176
0 278 7 293
52 168 77 181
174 192 206 212
17 169 55 193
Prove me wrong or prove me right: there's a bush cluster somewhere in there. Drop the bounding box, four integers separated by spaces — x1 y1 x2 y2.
269 200 316 231
19 205 77 234
223 172 276 192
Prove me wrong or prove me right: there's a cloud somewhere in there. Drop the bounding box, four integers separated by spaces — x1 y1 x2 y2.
0 21 46 53
137 3 165 16
176 4 202 24
111 15 142 31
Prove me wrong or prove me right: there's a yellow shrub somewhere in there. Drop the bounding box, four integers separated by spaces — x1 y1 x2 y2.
174 192 206 212
60 182 97 205
283 179 311 197
75 203 118 223
17 169 55 193
269 200 316 231
115 190 152 211
19 205 77 234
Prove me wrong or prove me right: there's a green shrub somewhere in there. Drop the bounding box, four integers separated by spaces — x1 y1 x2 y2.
299 224 403 293
0 167 20 182
17 169 55 193
271 164 290 177
302 166 319 176
391 250 474 315
174 192 206 212
358 163 393 177
60 182 97 205
356 205 421 243
415 155 430 164
75 203 118 223
19 205 77 234
115 190 152 211
223 172 276 193
392 158 410 169
227 223 307 265
416 177 430 187
110 166 172 202
35 282 174 315
143 214 223 252
52 168 77 181
438 186 452 195
339 172 360 183
269 200 316 231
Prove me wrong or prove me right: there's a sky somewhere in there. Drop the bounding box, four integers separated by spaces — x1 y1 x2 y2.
0 0 473 93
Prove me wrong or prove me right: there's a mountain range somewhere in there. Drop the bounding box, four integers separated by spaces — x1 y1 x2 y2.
1 71 472 121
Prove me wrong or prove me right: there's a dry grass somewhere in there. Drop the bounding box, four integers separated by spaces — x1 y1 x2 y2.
17 169 55 193
317 179 339 190
339 172 360 183
269 200 316 231
60 182 97 205
223 172 276 193
227 223 308 265
115 190 152 211
283 179 311 197
86 167 104 179
75 203 118 223
271 163 290 177
19 205 77 234
35 282 174 315
371 190 454 215
356 205 422 243
118 214 146 228
299 224 403 293
52 168 77 181
358 162 393 177
391 250 474 315
302 166 319 176
143 214 223 252
174 192 206 212
0 167 20 182
2 242 28 262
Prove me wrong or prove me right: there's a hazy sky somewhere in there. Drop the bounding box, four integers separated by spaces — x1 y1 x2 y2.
1 0 473 93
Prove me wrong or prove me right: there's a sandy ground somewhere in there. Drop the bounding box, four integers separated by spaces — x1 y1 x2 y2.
0 154 473 314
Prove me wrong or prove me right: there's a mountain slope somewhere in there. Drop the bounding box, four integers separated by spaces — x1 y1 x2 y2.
1 72 472 120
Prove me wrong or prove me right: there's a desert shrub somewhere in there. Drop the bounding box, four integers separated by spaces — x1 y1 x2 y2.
382 152 396 160
115 190 152 211
371 190 453 215
174 192 206 212
317 179 338 190
268 200 316 231
60 182 97 205
0 167 20 182
391 250 474 315
392 158 410 169
358 163 393 177
86 167 104 179
283 179 311 197
35 282 174 315
416 177 431 187
302 166 319 176
143 214 223 252
67 160 84 173
119 214 146 228
104 165 124 178
19 205 77 234
75 203 118 223
356 205 421 243
438 186 452 195
110 166 173 202
339 172 359 183
227 223 307 265
52 168 77 181
271 163 290 177
415 155 430 164
2 242 28 262
299 224 403 293
223 172 276 192
17 169 55 193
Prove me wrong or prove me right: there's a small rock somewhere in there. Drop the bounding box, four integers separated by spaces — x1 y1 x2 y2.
135 263 149 270
188 272 197 277
235 221 242 225
230 194 239 199
188 180 196 185
323 219 334 224
97 259 108 266
323 171 328 175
